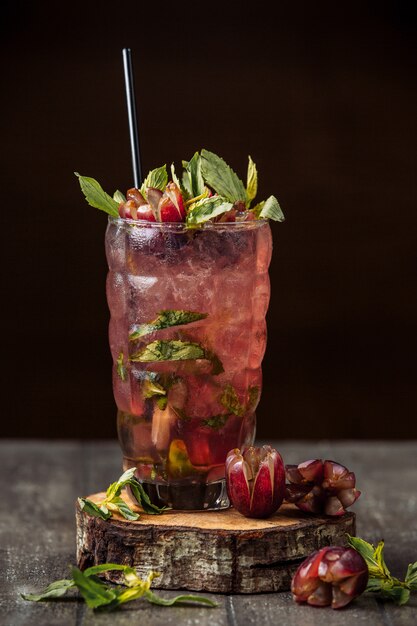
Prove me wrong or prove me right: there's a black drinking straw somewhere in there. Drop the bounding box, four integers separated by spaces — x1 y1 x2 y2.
122 48 142 189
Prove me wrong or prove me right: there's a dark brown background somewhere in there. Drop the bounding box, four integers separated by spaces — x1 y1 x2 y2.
1 1 416 439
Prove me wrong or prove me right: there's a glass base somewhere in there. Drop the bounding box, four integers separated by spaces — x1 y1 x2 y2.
137 478 230 511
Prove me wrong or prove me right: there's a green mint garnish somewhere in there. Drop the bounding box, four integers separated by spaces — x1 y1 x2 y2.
21 579 76 602
129 310 207 341
142 378 167 399
131 340 206 362
113 189 126 203
182 152 206 198
259 195 284 222
170 163 183 194
130 340 223 374
246 156 258 207
247 385 260 411
220 384 245 417
200 149 247 203
23 564 217 610
79 467 166 522
347 535 417 606
202 414 230 430
116 352 127 382
186 196 233 226
140 165 168 199
75 173 119 217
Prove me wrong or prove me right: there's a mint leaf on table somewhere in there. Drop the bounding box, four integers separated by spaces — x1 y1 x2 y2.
220 384 245 417
145 590 217 607
78 498 111 520
200 149 247 203
21 579 75 602
405 561 417 590
182 152 206 198
246 156 258 206
75 173 119 217
347 536 385 578
129 310 207 341
105 467 137 500
259 195 285 222
80 468 139 522
71 567 118 609
23 564 216 611
140 165 168 198
129 478 167 514
186 196 233 226
347 535 415 605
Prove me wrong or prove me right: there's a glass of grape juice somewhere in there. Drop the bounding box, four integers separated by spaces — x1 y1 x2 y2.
106 216 272 510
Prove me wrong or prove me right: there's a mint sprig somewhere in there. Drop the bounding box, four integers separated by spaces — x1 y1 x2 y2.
347 535 417 606
79 467 166 522
22 564 217 610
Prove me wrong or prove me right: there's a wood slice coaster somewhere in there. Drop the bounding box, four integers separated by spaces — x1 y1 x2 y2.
76 492 355 594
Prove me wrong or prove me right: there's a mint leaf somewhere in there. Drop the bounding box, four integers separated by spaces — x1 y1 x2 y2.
347 535 381 577
75 173 119 217
374 541 391 578
116 352 127 382
78 498 111 521
113 190 126 203
182 152 205 197
131 340 206 362
129 478 167 515
145 590 217 607
247 385 260 412
390 586 411 606
21 579 75 602
405 562 417 589
259 195 284 222
140 165 168 198
202 414 230 430
200 149 247 203
107 496 139 521
246 156 258 206
186 196 233 226
129 310 207 341
156 396 168 410
170 163 183 193
105 467 136 500
71 567 118 609
131 340 224 375
142 378 167 399
220 384 245 417
83 563 133 577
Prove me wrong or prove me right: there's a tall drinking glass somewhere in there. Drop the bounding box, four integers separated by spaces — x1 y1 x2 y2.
105 217 272 510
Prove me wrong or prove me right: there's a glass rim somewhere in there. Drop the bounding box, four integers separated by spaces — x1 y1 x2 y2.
108 216 269 231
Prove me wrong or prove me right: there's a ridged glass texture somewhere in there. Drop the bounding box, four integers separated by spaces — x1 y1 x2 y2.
105 217 272 509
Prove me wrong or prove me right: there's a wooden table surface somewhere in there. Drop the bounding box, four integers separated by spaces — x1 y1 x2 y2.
2 440 416 625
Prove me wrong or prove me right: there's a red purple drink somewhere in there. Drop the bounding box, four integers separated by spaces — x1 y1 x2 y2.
77 149 283 509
